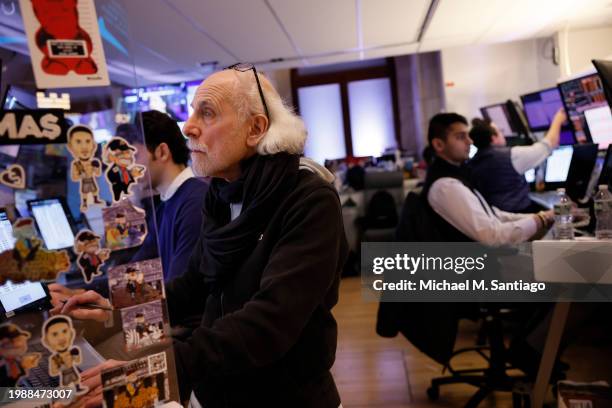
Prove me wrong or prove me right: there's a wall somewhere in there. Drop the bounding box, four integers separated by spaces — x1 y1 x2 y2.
558 25 612 77
441 38 560 120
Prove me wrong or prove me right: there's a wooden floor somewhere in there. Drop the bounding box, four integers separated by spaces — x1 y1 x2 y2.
331 277 612 408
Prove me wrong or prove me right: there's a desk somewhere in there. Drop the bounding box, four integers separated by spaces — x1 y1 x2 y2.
530 240 612 407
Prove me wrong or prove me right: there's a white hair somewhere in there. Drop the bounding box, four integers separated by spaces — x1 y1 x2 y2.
231 71 306 155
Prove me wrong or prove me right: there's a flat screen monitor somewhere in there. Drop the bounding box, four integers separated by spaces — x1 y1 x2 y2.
598 145 612 188
469 144 478 159
0 280 51 318
584 105 612 150
565 143 599 201
592 59 612 110
0 209 16 252
481 104 513 137
185 80 200 117
122 83 189 122
558 73 607 144
545 146 573 183
27 198 75 250
2 85 36 110
520 87 575 145
525 168 536 183
480 100 528 138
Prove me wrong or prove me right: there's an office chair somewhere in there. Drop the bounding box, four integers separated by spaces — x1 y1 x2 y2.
427 306 528 408
360 170 404 242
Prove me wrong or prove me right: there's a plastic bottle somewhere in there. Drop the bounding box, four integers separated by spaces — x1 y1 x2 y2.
553 188 574 240
594 184 612 240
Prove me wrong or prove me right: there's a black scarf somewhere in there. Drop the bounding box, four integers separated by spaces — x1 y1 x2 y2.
200 153 300 287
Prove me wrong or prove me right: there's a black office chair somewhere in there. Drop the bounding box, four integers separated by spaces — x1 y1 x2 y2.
360 170 404 242
427 306 528 408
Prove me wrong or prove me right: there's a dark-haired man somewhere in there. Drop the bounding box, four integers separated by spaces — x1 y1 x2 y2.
419 112 553 246
131 110 208 281
468 109 566 212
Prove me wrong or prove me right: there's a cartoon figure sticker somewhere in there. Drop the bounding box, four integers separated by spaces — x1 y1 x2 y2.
0 164 26 189
18 0 110 88
0 218 70 284
102 200 147 251
67 125 105 212
120 300 165 351
74 229 110 284
0 323 41 387
107 259 164 309
101 352 169 408
103 137 145 203
41 315 88 394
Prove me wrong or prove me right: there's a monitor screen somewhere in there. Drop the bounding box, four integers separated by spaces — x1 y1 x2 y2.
469 144 478 159
122 83 189 122
558 73 607 143
0 281 47 314
545 146 573 183
584 105 612 150
2 86 36 110
0 210 16 252
482 105 513 137
29 198 74 250
185 80 200 117
525 168 536 183
521 87 566 131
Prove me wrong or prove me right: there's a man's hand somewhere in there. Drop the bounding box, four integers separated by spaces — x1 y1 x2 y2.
531 210 555 240
49 284 85 315
552 108 567 125
544 108 568 149
55 289 113 323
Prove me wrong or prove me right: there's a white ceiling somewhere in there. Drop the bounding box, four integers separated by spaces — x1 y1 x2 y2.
0 0 611 86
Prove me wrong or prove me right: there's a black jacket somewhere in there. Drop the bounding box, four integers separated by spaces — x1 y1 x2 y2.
167 169 348 407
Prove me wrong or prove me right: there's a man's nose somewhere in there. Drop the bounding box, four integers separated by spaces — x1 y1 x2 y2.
183 115 199 139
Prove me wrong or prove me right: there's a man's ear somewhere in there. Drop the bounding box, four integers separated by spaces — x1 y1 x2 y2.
155 143 171 162
246 114 269 148
431 138 444 154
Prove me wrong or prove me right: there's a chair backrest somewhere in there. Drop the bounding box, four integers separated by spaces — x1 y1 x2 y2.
365 190 398 229
363 170 404 209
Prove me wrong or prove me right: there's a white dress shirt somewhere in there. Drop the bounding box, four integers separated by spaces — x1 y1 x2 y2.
158 167 195 201
428 177 537 246
510 139 552 174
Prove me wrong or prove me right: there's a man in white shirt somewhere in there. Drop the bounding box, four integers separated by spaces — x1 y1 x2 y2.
468 109 567 212
422 113 553 246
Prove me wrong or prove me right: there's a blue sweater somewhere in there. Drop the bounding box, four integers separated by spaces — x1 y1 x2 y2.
133 177 208 282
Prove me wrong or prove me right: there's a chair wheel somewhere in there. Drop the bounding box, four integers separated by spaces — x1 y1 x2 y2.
427 386 439 401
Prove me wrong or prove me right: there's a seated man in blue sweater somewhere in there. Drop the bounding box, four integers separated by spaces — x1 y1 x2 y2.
131 110 208 281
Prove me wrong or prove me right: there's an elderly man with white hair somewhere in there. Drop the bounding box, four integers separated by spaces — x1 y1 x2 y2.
172 63 348 407
62 64 348 408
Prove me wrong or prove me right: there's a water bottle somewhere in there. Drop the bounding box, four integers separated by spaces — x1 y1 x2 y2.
553 188 574 240
594 184 612 240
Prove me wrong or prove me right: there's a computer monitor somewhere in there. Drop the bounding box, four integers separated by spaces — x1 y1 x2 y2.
27 198 76 250
565 143 599 201
525 168 536 183
0 209 16 252
2 85 36 110
185 80 200 117
0 281 51 319
480 100 529 138
558 73 607 144
592 59 612 110
121 83 189 122
545 146 573 183
520 87 575 145
597 145 612 188
584 105 612 150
